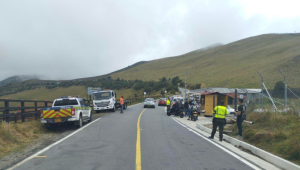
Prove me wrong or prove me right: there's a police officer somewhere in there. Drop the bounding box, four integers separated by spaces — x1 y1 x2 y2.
208 100 228 141
166 98 171 112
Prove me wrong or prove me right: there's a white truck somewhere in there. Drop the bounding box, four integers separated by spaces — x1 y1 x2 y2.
93 90 127 112
40 97 92 128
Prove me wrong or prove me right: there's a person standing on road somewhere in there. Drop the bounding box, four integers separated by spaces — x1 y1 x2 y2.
184 98 189 118
166 98 171 112
208 100 228 141
235 99 245 139
120 96 124 113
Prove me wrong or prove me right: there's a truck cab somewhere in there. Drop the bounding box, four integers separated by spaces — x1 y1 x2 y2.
93 90 116 112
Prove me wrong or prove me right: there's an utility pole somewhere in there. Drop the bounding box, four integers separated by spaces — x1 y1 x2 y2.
184 72 187 99
278 69 287 109
242 86 248 115
257 71 263 108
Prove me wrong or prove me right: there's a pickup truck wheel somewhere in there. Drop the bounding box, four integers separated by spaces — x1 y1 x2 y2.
124 104 127 110
88 112 92 122
45 124 52 130
77 116 83 128
112 106 115 112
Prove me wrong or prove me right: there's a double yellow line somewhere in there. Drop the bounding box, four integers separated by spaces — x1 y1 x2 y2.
136 109 146 170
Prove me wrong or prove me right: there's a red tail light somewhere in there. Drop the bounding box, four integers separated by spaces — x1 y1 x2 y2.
71 108 75 116
40 110 43 118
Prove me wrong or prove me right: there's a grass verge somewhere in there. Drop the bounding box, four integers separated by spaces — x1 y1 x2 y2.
0 120 48 159
228 111 300 165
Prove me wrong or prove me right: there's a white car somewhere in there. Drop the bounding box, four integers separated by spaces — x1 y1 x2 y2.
144 98 155 108
227 105 236 116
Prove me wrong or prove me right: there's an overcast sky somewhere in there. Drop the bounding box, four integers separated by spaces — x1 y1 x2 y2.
1 0 300 81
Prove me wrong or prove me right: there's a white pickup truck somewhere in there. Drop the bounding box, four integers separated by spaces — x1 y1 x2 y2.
40 97 92 128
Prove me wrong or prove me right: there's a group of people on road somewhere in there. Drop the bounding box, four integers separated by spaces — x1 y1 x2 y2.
166 97 200 119
208 99 245 141
123 95 246 141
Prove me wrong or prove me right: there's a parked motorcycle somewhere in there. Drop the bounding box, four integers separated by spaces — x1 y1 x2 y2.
167 106 171 116
179 109 185 118
191 110 199 121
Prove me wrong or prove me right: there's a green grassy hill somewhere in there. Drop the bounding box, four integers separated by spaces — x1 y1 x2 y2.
109 33 300 88
1 33 300 100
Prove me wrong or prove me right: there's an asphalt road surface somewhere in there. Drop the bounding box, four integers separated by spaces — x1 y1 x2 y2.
12 103 255 170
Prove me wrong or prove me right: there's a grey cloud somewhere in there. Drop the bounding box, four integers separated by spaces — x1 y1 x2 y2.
0 0 299 81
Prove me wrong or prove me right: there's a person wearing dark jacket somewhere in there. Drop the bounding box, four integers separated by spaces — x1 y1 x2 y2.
235 99 245 139
184 99 189 117
174 100 180 116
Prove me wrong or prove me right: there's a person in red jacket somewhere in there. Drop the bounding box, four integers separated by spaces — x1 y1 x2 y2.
120 96 124 113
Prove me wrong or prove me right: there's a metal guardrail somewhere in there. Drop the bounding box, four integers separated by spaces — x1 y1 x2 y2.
0 99 53 123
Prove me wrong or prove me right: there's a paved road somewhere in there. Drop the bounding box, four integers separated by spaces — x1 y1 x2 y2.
13 103 255 170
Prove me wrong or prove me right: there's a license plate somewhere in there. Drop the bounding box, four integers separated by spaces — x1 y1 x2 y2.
55 118 62 122
148 104 151 106
194 114 197 116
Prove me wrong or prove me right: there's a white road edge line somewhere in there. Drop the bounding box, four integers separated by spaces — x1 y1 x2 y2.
171 117 262 170
8 117 102 170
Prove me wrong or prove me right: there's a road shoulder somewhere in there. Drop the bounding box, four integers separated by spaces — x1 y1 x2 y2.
172 115 281 170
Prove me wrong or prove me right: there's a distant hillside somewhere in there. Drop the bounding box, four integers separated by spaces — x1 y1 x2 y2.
109 33 300 88
74 61 148 81
0 75 40 87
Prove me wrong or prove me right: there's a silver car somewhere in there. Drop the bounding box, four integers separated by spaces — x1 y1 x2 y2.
144 98 155 108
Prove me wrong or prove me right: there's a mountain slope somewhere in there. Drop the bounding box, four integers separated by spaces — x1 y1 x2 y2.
109 33 300 88
0 75 40 87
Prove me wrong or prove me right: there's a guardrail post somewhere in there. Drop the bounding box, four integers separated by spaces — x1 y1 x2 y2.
21 99 25 122
14 112 17 123
4 99 9 122
2 110 5 121
35 100 38 120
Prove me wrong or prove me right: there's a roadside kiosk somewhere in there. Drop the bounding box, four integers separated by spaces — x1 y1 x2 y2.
200 92 228 116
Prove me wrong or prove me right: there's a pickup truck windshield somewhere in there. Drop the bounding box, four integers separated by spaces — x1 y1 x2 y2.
94 92 112 100
54 99 78 106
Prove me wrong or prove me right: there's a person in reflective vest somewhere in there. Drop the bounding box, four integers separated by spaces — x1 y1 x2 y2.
208 100 228 141
120 96 124 113
166 98 171 112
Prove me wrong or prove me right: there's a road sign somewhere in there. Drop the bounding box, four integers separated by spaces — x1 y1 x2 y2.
87 87 102 95
144 92 146 95
239 94 243 99
165 91 167 93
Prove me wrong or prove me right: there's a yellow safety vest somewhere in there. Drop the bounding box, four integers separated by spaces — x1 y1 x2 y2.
212 106 228 119
166 100 170 106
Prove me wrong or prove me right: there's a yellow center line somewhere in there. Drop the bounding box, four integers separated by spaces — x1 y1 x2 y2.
136 109 146 170
35 156 47 158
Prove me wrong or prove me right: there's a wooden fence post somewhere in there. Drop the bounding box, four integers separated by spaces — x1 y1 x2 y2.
14 112 17 123
35 100 38 120
21 99 25 122
4 99 9 122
